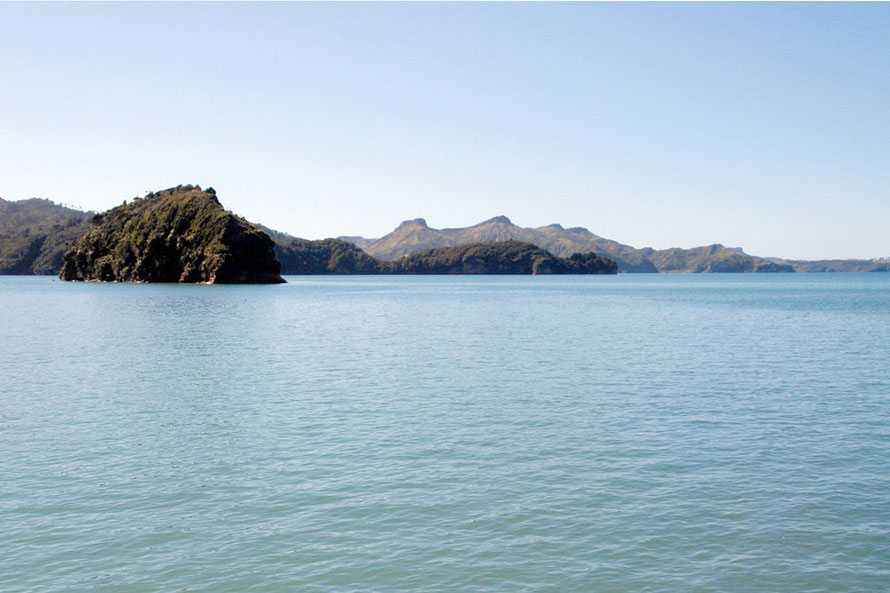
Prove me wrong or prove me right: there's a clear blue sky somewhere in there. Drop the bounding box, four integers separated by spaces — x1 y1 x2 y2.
1 2 887 260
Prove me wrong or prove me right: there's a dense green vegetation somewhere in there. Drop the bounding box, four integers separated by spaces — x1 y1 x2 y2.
263 233 617 275
394 240 616 275
275 238 386 274
259 226 386 274
0 197 91 274
59 185 284 283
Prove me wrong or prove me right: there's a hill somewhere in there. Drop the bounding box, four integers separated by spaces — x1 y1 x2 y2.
259 226 385 275
339 216 794 273
774 259 890 273
0 197 92 274
395 240 616 275
261 228 615 275
59 185 284 283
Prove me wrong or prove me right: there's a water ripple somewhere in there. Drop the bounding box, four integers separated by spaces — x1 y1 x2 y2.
1 274 889 592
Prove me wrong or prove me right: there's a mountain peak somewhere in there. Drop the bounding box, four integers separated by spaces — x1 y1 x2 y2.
481 215 513 225
397 218 428 229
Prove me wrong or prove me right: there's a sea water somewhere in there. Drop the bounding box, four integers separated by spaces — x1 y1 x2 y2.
1 274 888 592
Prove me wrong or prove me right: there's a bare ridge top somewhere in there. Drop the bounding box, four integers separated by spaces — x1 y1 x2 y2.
479 215 513 226
397 218 429 229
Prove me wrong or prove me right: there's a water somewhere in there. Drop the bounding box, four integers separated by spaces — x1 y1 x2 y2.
1 274 888 592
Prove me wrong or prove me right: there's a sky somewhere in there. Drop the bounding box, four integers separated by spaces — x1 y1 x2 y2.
1 3 887 260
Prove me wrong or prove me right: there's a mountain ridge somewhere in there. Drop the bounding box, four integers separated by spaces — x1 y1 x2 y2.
2 195 886 274
336 217 822 273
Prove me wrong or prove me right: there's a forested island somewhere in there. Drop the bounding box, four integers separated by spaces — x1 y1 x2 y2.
59 186 284 283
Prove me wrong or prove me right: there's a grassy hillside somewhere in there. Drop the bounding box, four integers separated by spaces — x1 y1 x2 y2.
0 197 92 274
648 245 794 273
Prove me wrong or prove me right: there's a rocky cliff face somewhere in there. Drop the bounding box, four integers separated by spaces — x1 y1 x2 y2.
59 185 284 284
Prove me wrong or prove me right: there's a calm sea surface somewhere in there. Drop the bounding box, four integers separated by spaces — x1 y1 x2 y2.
1 274 889 592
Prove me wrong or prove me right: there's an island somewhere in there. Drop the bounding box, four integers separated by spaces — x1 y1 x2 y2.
394 240 617 275
59 185 284 283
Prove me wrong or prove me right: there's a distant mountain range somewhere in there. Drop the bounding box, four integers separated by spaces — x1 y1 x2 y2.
340 216 889 273
1 195 887 275
1 189 616 281
262 227 615 275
